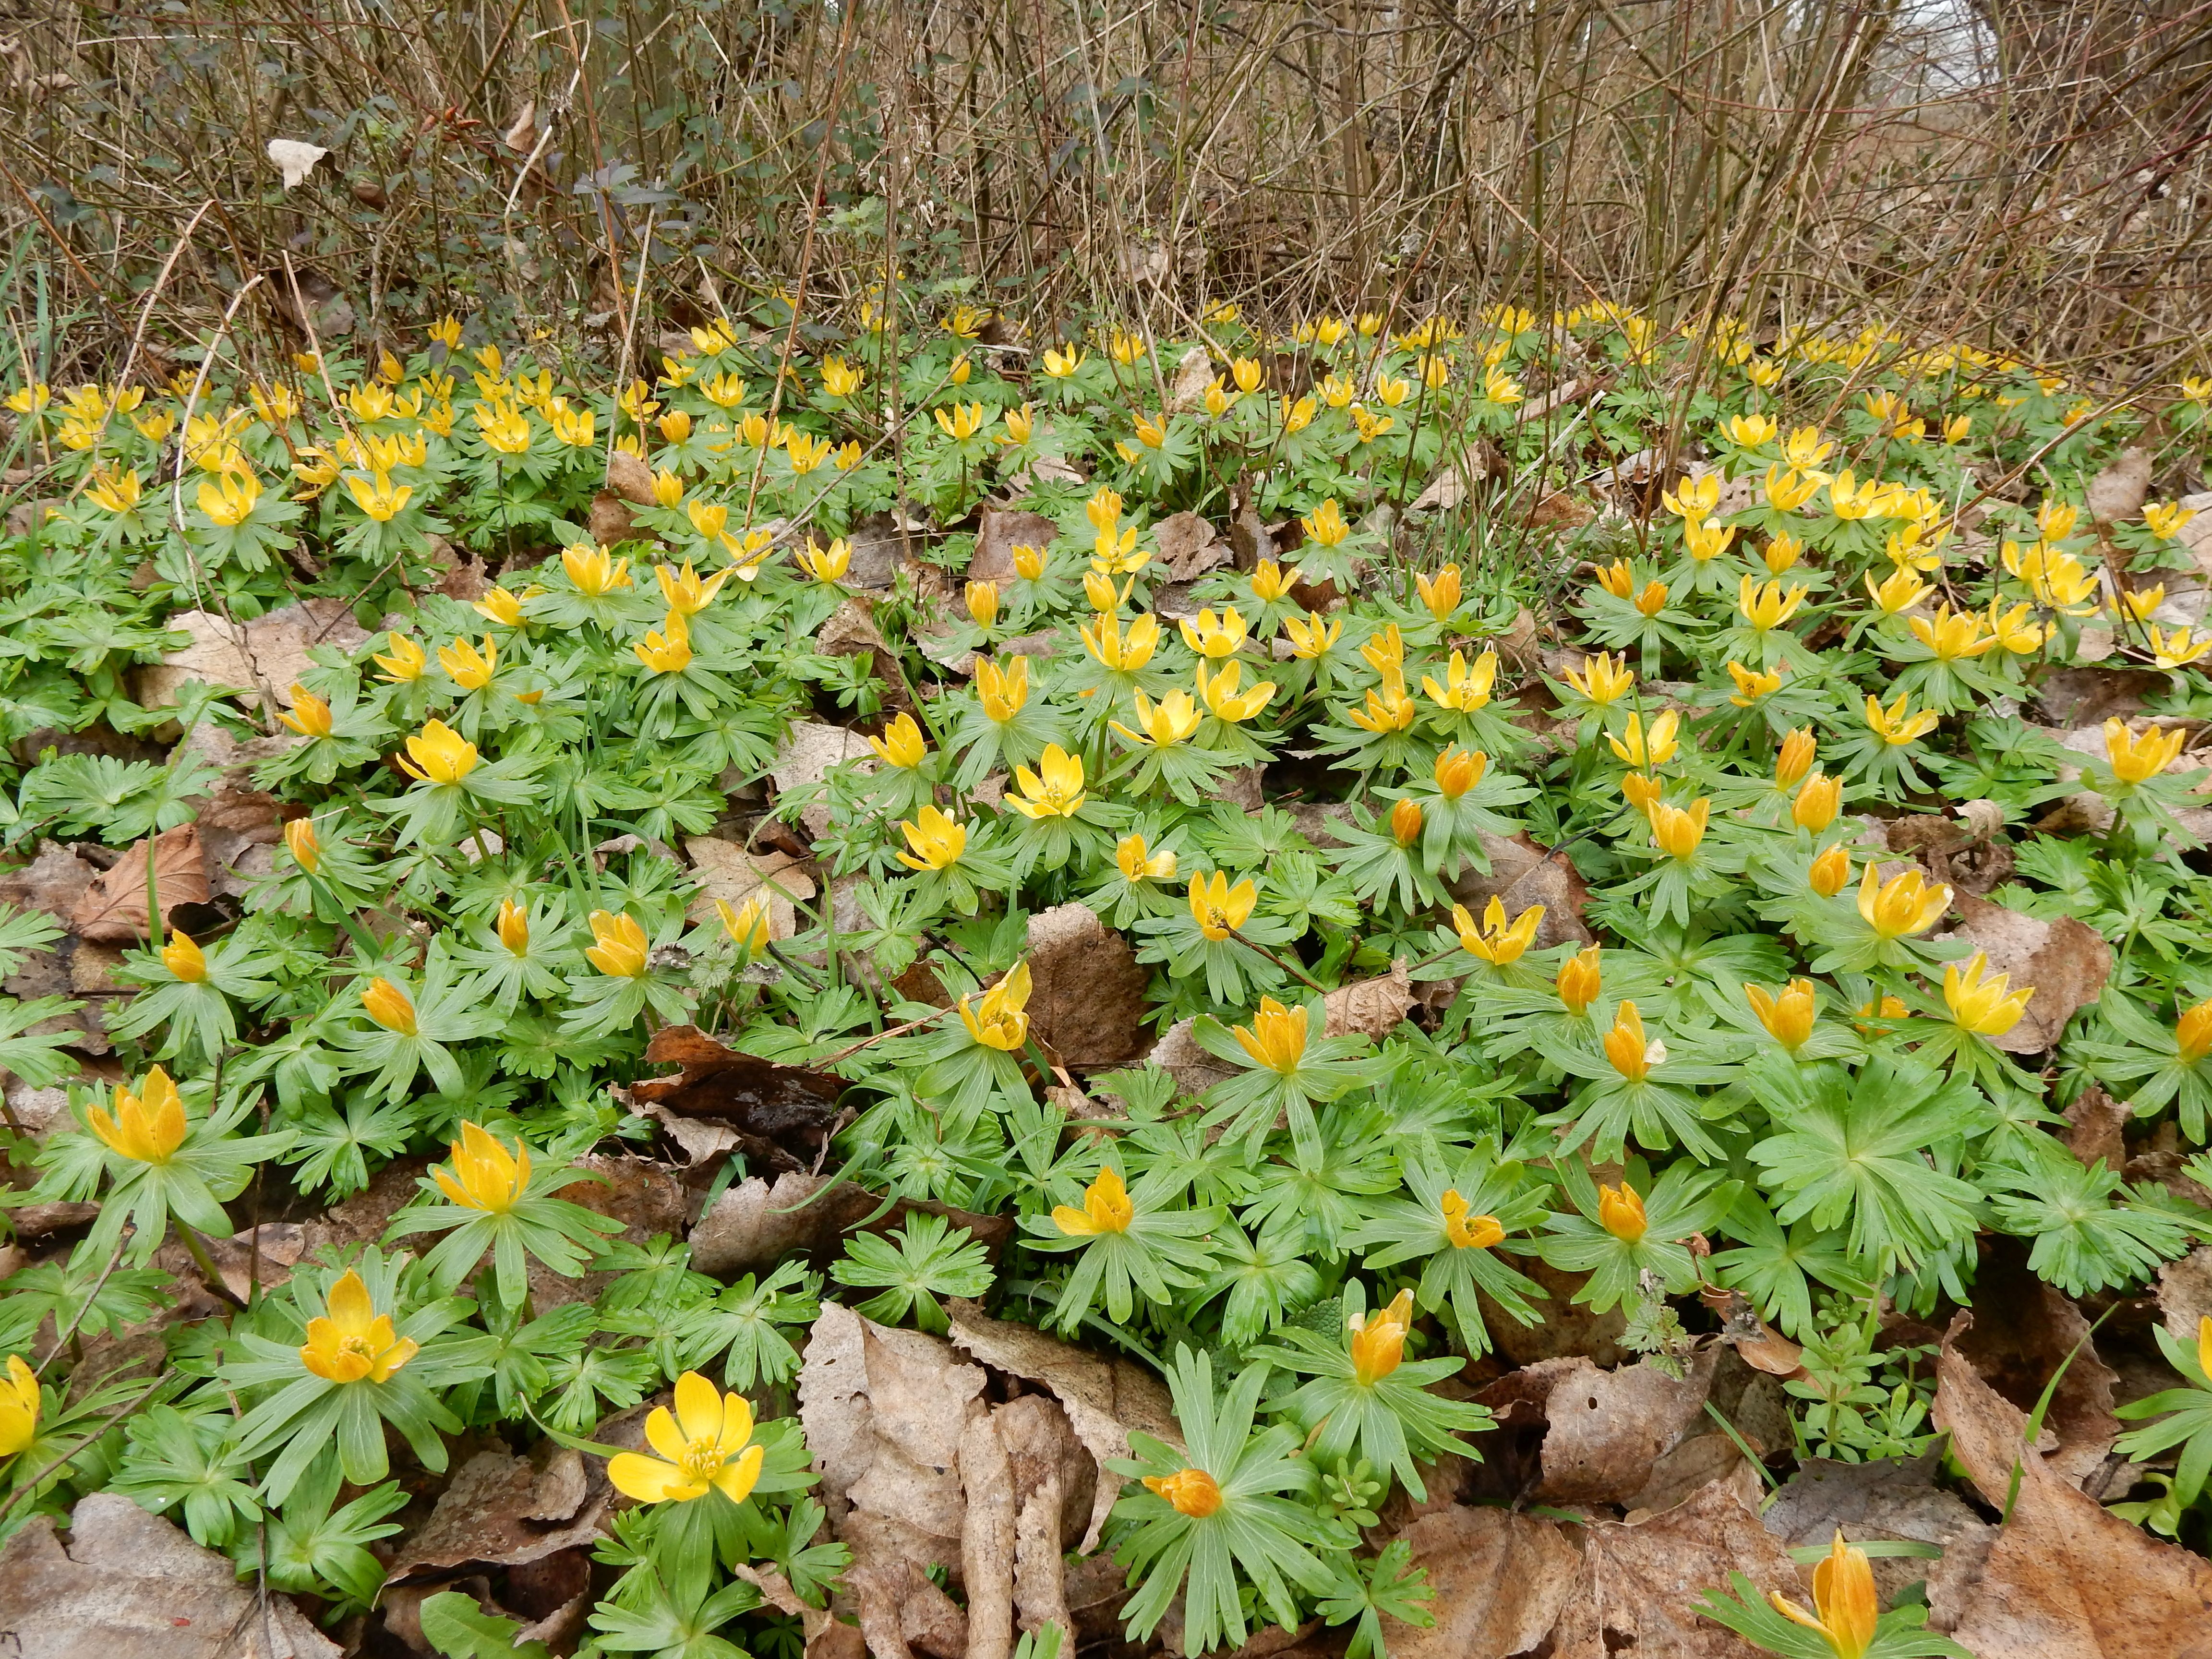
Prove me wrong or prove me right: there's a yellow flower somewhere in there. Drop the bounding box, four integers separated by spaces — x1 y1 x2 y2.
1944 951 2032 1037
1739 576 1808 632
1775 728 1817 788
1557 945 1602 1014
1433 747 1487 800
1415 565 1462 621
1043 345 1086 378
2038 500 2080 542
699 370 748 408
636 614 693 674
1112 688 1202 748
975 655 1030 721
1180 608 1249 660
373 632 426 683
933 402 991 441
493 899 530 957
786 432 833 474
85 465 143 515
279 684 335 737
1012 542 1048 580
1942 412 1972 443
1389 798 1424 845
397 719 479 785
1856 865 1951 938
797 538 852 584
869 712 928 769
1234 997 1309 1073
1454 897 1543 965
474 587 527 628
1810 844 1852 898
1863 691 1938 747
1724 412 1777 447
607 1371 766 1506
563 543 632 597
2105 719 2186 784
2119 584 2166 623
162 931 208 983
1598 1179 1648 1242
1620 772 1663 812
1683 518 1737 563
1346 680 1417 733
344 469 412 522
1764 532 1805 574
1349 1288 1415 1385
586 911 651 977
1725 663 1778 708
1794 772 1843 832
285 819 322 873
359 976 418 1034
1196 660 1276 722
1662 474 1720 520
0 1353 38 1458
300 1269 419 1384
1608 711 1680 769
1909 606 1996 661
1594 561 1635 600
820 357 864 397
2145 501 2195 540
657 560 731 617
1763 466 1822 513
1746 979 1817 1051
2176 998 2212 1063
716 895 770 954
1441 1190 1505 1250
1284 614 1342 660
198 467 262 528
1564 650 1634 704
1647 797 1709 860
438 635 498 691
89 1066 187 1165
652 465 687 508
1828 469 1884 520
897 805 969 872
1189 871 1257 941
2148 625 2212 670
1007 745 1085 819
1769 1532 1879 1659
1423 648 1497 711
1117 833 1177 883
1302 499 1351 548
1987 601 2047 655
1143 1465 1222 1517
433 1121 532 1213
1603 1000 1660 1081
1054 1166 1134 1236
1361 625 1404 675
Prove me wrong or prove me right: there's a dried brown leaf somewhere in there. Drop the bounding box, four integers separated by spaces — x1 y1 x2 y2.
1322 960 1414 1040
1380 1505 1578 1659
959 1413 1017 1659
1530 1348 1720 1505
71 825 209 944
388 1444 605 1580
1024 902 1149 1067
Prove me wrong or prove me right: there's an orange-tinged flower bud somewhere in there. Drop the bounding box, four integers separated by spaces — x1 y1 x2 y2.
1647 797 1709 861
1557 945 1602 1014
1621 771 1663 812
1143 1467 1222 1517
1389 797 1424 845
2178 997 2212 1063
1598 1180 1647 1243
1746 979 1817 1051
497 898 529 956
1349 1288 1415 1384
1433 748 1485 800
1774 728 1817 788
284 818 321 873
162 931 207 983
1793 772 1843 832
1809 844 1851 897
361 977 418 1034
1441 1189 1505 1250
1603 1000 1660 1081
1769 1531 1878 1659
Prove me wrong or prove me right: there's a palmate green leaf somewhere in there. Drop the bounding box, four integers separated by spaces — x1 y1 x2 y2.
1984 1143 2199 1296
112 1402 263 1549
1108 1347 1335 1658
1346 1151 1550 1354
1707 1190 1869 1339
420 1590 556 1659
1318 1539 1434 1659
255 1454 408 1611
831 1212 994 1334
1748 1055 1991 1272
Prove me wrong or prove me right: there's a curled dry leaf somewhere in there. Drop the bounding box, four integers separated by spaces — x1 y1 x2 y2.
1527 1347 1722 1505
2085 445 2153 527
1381 1504 1578 1659
1322 960 1414 1041
387 1443 605 1581
71 824 210 944
1948 1250 2119 1488
1947 891 2113 1054
0 1491 341 1659
1932 1317 2212 1657
1024 902 1150 1067
946 1298 1179 1551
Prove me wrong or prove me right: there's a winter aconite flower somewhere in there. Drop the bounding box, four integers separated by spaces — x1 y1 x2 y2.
162 931 208 983
1142 1466 1221 1517
1053 1167 1134 1236
1857 865 1950 939
397 720 480 785
869 713 928 769
278 685 335 737
89 1065 186 1164
0 1355 37 1458
1347 1288 1414 1383
898 805 969 871
1453 897 1542 965
1557 945 1602 1014
299 1269 419 1383
1598 1180 1647 1242
606 1371 765 1506
1563 650 1633 704
1232 998 1308 1073
635 615 693 674
284 818 321 873
1006 745 1085 818
1944 952 2032 1037
361 977 419 1034
1440 1190 1505 1250
1864 691 1938 746
433 1121 531 1213
1746 980 1817 1052
2104 719 2186 784
1603 1002 1660 1081
1180 607 1248 658
1794 772 1843 830
1117 833 1176 882
1810 844 1852 896
958 961 1032 1051
374 632 426 682
586 912 651 977
1189 872 1257 941
1114 689 1202 748
1769 1532 1878 1659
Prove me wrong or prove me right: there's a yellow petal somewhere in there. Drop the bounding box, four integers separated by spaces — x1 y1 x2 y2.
672 1370 725 1445
712 1440 767 1505
608 1451 698 1504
